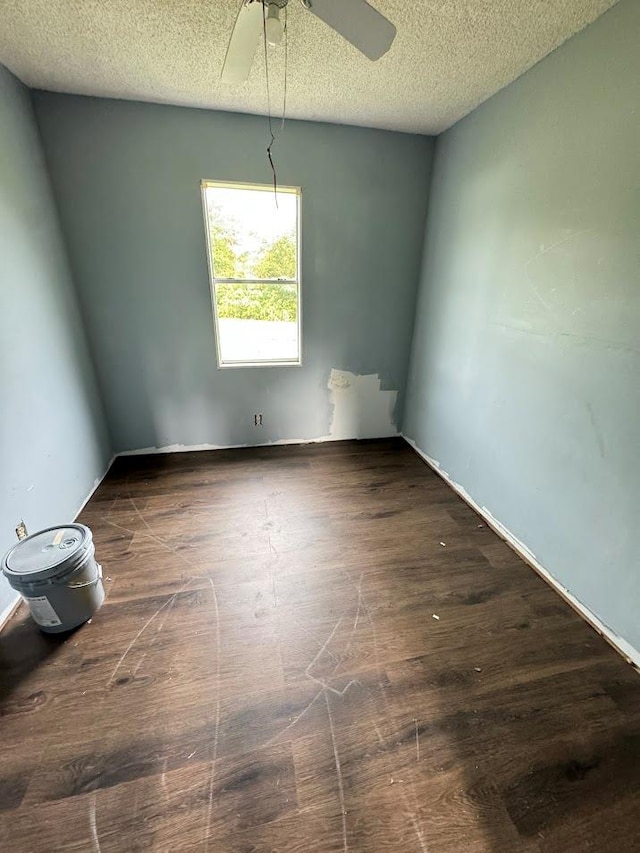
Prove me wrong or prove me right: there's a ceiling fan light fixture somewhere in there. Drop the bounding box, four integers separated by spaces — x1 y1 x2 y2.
265 3 284 46
221 0 396 84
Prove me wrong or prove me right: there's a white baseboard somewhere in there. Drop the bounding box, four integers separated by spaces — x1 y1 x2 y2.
402 434 640 671
74 453 117 515
0 452 116 634
0 595 22 632
117 434 398 457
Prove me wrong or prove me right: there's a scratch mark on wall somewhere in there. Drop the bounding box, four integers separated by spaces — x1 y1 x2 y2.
524 229 592 268
585 401 606 459
492 321 640 358
523 229 592 327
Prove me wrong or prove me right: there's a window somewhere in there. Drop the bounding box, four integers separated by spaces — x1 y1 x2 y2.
201 180 301 367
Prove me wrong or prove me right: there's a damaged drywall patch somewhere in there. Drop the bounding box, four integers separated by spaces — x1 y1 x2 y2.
327 369 398 440
117 372 399 453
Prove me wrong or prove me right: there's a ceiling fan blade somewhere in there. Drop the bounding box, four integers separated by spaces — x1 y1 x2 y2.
303 0 396 61
221 0 263 83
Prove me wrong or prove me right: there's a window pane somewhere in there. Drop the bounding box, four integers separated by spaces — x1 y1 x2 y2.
205 186 298 281
216 282 299 363
203 181 301 366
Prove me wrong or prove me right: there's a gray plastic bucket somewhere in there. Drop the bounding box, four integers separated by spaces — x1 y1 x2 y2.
2 524 105 633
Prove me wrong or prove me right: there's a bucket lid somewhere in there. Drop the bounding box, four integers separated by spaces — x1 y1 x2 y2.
2 524 92 582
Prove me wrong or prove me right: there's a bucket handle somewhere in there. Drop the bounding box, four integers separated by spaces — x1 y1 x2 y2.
67 563 103 589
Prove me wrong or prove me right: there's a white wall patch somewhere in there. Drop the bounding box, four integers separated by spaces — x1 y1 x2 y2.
327 370 397 441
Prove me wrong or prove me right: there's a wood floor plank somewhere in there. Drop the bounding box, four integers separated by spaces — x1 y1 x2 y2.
1 437 639 851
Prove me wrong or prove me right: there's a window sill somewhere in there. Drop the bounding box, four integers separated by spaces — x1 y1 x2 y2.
217 360 303 369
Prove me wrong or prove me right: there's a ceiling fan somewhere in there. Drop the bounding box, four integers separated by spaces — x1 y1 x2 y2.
221 0 397 83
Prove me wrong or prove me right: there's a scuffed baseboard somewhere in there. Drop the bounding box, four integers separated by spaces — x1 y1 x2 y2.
0 595 22 632
402 434 640 671
75 453 117 515
117 434 398 457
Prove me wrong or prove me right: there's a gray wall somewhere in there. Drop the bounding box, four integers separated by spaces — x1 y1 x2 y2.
404 0 640 653
32 94 433 452
0 67 111 618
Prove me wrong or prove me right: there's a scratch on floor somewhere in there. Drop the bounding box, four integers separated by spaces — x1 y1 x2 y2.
293 618 341 665
262 688 325 749
266 579 363 748
122 474 161 541
89 794 101 853
268 533 279 556
102 500 225 847
307 673 361 697
107 576 197 685
269 546 278 608
129 497 154 535
407 809 429 853
415 719 420 763
372 721 385 745
104 500 204 580
325 690 349 853
336 575 363 669
305 617 344 682
305 576 363 696
132 654 147 676
359 582 429 853
203 576 222 853
105 495 119 520
102 511 218 679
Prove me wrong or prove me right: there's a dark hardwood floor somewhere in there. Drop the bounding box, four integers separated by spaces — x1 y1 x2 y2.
1 438 640 851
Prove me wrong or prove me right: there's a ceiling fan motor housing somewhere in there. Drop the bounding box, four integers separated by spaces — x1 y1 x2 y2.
222 0 396 83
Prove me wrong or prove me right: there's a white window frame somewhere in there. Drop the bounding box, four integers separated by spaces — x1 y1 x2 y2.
201 179 302 369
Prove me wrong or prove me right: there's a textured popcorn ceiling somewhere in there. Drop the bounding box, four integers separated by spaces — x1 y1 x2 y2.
0 0 620 134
